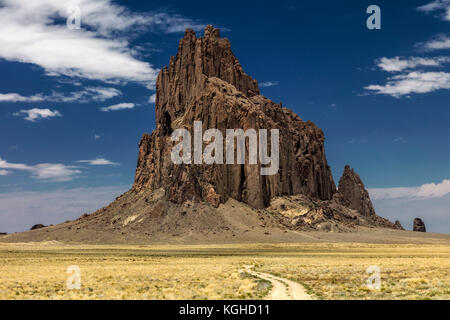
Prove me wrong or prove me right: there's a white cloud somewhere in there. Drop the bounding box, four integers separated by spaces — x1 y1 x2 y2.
0 157 80 181
0 93 45 102
149 94 156 103
47 87 122 102
365 71 450 97
0 0 204 87
94 134 101 140
376 56 450 72
259 81 279 88
0 185 128 233
100 102 135 112
369 179 450 200
14 108 62 122
0 170 11 176
417 0 450 21
0 87 121 103
77 158 119 166
31 163 80 181
419 35 450 51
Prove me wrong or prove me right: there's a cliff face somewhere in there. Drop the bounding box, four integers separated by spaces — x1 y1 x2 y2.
133 26 336 209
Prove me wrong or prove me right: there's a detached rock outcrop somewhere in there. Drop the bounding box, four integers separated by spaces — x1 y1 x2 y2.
134 25 336 209
335 165 376 217
30 224 46 230
413 218 426 232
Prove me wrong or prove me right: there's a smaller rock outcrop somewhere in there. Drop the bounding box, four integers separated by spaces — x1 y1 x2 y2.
0 232 7 236
30 224 46 231
335 165 376 217
413 218 426 232
394 220 404 230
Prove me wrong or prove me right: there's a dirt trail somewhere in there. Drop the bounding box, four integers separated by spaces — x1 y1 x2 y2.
243 265 313 300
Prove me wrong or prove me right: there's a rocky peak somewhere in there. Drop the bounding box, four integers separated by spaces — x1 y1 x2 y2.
155 25 259 125
134 26 337 209
335 165 376 217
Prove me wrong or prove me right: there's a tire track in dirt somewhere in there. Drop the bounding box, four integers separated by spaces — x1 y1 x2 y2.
243 265 313 300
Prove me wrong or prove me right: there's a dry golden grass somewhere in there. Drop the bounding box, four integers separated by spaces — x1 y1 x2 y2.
0 242 448 300
255 244 450 300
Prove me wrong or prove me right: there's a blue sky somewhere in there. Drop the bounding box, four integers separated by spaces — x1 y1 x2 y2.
0 0 449 233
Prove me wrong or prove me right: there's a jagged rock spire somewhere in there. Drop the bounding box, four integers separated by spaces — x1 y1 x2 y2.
336 165 376 217
155 25 259 125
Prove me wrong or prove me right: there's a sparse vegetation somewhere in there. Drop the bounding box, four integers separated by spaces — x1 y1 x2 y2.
0 243 448 300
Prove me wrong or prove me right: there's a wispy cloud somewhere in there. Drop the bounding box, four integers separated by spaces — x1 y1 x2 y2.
77 158 119 166
417 0 450 21
259 81 279 88
0 170 11 176
369 179 450 200
365 71 450 97
13 108 62 122
348 138 368 145
0 157 81 182
149 94 156 104
0 0 206 87
393 137 407 143
100 102 135 112
48 87 122 103
0 93 44 102
0 87 121 103
417 34 450 51
376 56 450 72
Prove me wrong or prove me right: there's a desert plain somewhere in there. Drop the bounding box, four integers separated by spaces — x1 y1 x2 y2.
1 229 449 300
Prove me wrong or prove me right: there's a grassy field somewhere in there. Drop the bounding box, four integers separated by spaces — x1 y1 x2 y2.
0 242 448 300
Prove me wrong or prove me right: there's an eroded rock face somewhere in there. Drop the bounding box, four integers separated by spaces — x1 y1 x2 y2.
335 165 376 217
413 218 426 232
133 25 336 209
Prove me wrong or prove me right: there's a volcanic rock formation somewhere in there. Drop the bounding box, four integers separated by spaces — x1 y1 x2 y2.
334 165 376 217
0 26 403 244
134 25 336 209
413 218 426 232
